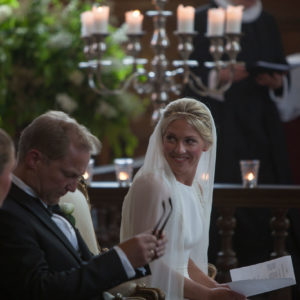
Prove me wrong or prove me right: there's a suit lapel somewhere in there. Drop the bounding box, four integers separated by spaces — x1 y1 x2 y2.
9 184 83 263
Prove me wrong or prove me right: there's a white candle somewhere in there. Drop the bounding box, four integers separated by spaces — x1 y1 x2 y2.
177 4 195 33
225 5 243 34
207 7 225 36
92 5 110 34
125 10 144 34
80 11 94 37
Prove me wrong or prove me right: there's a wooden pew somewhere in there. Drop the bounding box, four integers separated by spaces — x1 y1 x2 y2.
88 182 300 299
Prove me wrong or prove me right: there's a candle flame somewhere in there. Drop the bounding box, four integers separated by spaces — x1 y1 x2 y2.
246 172 255 181
119 171 129 181
133 10 141 17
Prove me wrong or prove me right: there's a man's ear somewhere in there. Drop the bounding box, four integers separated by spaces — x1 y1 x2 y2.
25 149 43 170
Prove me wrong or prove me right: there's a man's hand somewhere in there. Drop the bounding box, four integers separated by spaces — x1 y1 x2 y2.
255 72 284 90
219 64 249 84
118 232 167 269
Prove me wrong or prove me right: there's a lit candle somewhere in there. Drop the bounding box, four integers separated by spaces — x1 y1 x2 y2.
246 172 255 181
207 7 225 36
83 171 89 181
80 10 94 37
92 5 110 34
225 5 243 34
125 10 144 34
119 171 129 181
177 4 195 33
245 171 256 188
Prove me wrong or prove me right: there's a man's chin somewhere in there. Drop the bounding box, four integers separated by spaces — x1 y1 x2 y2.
47 196 61 206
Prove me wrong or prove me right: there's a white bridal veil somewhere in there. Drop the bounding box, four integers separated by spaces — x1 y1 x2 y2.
120 98 217 299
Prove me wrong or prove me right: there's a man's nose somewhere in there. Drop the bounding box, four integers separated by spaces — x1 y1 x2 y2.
67 179 78 192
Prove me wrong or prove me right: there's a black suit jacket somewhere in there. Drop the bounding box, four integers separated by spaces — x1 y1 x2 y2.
0 183 149 300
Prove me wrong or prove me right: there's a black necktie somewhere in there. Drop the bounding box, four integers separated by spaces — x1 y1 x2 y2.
47 204 63 215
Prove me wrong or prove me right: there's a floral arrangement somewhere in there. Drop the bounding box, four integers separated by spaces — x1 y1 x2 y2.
0 0 148 160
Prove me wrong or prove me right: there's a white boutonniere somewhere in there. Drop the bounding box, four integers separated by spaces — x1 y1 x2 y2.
59 202 76 226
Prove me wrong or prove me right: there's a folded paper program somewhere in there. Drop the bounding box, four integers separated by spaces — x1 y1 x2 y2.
227 256 296 297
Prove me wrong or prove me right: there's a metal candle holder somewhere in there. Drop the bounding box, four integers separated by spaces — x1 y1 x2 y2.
79 0 243 122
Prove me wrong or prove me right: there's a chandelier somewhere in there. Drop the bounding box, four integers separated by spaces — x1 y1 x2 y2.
79 0 243 121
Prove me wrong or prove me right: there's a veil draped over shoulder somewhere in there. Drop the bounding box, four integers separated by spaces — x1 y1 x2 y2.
120 99 217 299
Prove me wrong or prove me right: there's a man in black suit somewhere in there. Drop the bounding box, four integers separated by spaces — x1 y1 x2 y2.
0 110 166 300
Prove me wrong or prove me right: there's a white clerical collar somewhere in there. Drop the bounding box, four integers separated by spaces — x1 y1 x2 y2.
12 174 39 199
214 0 262 23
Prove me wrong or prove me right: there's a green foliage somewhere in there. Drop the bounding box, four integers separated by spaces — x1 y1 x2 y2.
0 0 147 159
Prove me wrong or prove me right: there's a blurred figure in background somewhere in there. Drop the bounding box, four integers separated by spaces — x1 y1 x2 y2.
184 0 293 294
0 128 15 206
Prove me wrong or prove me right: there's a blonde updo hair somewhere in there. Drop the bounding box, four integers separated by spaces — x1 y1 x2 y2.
160 98 214 148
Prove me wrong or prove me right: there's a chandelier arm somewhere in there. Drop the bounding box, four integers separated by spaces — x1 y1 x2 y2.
88 68 144 95
189 70 210 94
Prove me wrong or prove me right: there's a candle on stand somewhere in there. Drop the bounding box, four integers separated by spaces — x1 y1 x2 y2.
118 171 130 181
92 5 110 34
125 10 144 34
207 7 225 36
240 160 260 188
225 5 243 34
177 4 195 33
80 11 94 37
245 172 255 188
114 158 134 187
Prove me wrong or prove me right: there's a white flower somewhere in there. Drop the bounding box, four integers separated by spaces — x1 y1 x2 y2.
0 5 13 23
59 202 75 215
56 93 78 113
111 24 128 44
69 70 84 86
47 32 73 49
96 101 118 118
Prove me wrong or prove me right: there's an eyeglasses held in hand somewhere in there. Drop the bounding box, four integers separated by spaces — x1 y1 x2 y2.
152 197 173 238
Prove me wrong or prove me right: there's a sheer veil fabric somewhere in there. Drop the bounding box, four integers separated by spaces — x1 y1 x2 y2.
120 99 217 299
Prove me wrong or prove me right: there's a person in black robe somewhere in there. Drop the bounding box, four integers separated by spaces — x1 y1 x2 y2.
184 1 296 298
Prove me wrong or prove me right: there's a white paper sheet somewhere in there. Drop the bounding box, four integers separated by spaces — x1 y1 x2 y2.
226 256 296 297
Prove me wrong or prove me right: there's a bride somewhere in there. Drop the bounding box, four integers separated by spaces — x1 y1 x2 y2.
120 98 246 300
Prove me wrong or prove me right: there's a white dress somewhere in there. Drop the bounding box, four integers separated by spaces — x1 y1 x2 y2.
176 181 204 279
120 98 217 300
121 172 212 300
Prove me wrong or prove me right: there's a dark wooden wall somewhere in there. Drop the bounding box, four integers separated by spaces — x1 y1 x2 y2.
100 0 300 160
